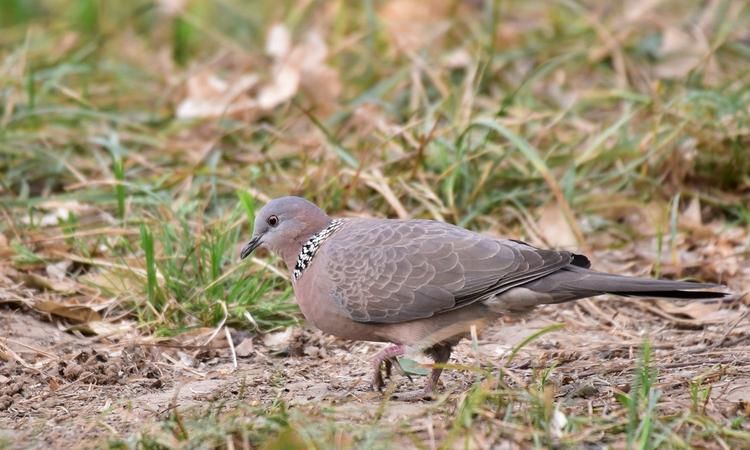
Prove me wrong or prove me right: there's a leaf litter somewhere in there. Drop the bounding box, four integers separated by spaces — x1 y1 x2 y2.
175 23 340 120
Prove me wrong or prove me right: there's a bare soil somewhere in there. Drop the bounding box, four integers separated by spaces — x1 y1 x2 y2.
2 290 749 449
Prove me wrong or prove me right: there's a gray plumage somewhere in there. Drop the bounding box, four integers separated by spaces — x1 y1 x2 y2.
240 196 728 399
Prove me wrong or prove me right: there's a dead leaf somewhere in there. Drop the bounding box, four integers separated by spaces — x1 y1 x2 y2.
46 260 71 280
34 300 101 323
20 207 72 227
48 378 60 392
398 357 430 376
725 384 750 403
177 351 195 367
551 408 568 439
68 320 134 336
79 268 141 295
682 197 702 228
176 72 259 119
262 328 295 352
170 327 228 348
0 234 10 260
654 27 720 83
260 26 341 112
266 23 291 59
257 25 297 109
18 200 98 227
379 0 452 52
615 200 669 237
235 338 254 357
158 0 186 16
21 272 77 294
176 24 340 119
257 63 300 110
537 203 578 248
443 48 472 69
654 300 733 323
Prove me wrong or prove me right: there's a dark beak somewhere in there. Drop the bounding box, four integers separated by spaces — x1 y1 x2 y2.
240 235 262 260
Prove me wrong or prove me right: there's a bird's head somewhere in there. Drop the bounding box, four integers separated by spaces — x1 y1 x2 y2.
240 196 330 263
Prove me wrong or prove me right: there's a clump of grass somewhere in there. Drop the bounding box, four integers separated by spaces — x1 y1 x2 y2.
109 199 298 334
617 339 661 449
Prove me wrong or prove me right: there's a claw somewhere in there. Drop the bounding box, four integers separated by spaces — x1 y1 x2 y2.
371 371 385 392
370 344 407 391
384 359 392 379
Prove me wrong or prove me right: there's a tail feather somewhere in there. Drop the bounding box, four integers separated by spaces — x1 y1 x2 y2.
611 290 726 299
520 265 728 304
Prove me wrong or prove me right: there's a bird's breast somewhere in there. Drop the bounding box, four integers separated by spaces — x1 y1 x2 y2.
292 267 389 343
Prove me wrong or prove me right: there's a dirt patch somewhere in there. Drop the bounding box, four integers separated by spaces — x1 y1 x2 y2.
1 296 749 448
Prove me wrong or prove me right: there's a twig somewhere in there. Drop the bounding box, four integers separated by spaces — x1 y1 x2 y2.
203 300 229 347
225 325 238 370
157 357 206 378
579 299 616 327
0 341 34 368
4 338 60 360
713 308 750 349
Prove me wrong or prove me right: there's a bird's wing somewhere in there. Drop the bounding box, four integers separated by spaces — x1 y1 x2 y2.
323 219 583 324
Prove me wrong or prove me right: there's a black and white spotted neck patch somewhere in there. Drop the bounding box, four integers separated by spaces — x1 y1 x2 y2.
293 219 346 281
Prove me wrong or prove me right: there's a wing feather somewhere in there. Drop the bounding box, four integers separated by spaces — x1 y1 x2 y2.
325 219 575 323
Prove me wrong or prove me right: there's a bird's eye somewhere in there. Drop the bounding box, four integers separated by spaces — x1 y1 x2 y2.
267 215 279 227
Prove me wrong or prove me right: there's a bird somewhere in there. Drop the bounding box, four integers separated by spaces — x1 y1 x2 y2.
240 196 728 400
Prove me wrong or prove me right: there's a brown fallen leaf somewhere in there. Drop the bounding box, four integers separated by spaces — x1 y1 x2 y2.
536 203 578 249
680 196 702 228
654 299 734 323
176 24 340 119
654 26 720 84
724 384 750 404
46 260 71 281
168 327 229 348
259 25 341 113
21 272 77 294
34 300 101 323
443 48 472 69
379 0 452 52
68 320 134 336
79 268 141 295
0 234 10 260
176 71 260 119
157 0 186 16
262 327 296 353
235 338 254 358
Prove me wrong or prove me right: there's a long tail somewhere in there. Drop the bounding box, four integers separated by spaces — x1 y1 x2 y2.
518 265 729 305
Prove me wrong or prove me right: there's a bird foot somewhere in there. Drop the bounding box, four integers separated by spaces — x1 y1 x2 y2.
370 344 407 391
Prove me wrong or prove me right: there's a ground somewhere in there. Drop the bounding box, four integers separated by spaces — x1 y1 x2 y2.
2 279 749 448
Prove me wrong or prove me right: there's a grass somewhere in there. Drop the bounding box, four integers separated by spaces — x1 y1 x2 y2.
1 0 749 448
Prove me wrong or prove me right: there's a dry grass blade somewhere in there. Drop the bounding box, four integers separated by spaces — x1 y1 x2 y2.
470 118 588 250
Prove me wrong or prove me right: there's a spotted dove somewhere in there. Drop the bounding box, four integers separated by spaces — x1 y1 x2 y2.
240 196 728 399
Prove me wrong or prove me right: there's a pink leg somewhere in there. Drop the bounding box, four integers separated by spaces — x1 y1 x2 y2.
423 344 452 397
392 343 453 401
370 344 407 391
